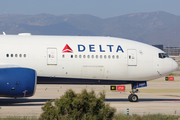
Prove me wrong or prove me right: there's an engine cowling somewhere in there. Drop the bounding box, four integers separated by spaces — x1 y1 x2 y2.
0 67 37 97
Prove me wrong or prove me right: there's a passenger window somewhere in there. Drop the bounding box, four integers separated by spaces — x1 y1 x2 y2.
104 55 106 59
92 55 94 59
112 55 115 59
62 54 65 58
100 55 102 59
79 55 82 58
6 54 9 57
87 55 90 58
96 55 98 59
11 54 13 57
24 54 26 58
116 55 119 59
71 55 73 58
83 55 86 58
15 54 18 57
75 55 77 58
108 55 111 59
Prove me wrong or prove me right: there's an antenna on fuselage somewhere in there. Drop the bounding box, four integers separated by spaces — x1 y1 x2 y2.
3 31 6 35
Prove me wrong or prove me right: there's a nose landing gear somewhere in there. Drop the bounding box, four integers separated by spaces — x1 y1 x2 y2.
128 84 140 102
127 81 147 102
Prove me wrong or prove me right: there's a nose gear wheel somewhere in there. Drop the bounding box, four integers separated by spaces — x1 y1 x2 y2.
128 94 138 102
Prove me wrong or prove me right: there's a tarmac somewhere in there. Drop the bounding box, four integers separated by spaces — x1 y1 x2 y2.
0 76 180 117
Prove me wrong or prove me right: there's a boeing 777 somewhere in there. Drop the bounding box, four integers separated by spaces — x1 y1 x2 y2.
0 34 178 102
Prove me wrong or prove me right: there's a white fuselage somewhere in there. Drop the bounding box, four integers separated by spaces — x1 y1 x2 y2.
0 35 178 84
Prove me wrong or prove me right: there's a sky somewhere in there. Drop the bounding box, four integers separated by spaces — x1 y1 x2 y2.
0 0 180 18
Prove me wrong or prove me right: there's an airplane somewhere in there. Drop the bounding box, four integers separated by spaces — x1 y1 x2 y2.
0 33 178 102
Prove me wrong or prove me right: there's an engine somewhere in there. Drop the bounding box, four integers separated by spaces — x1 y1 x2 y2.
0 67 37 97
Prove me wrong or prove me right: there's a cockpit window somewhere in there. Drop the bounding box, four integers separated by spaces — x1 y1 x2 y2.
164 53 169 57
159 53 169 58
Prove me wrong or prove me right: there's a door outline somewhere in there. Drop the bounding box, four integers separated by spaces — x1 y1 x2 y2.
127 49 137 66
47 48 57 65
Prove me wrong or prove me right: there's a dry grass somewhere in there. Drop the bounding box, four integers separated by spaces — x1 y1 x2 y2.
133 89 180 93
113 113 180 120
1 114 179 120
168 73 180 76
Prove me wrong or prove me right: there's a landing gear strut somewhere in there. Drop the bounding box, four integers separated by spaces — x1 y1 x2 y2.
128 84 139 102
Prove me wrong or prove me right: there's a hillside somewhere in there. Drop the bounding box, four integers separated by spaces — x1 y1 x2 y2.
0 11 180 46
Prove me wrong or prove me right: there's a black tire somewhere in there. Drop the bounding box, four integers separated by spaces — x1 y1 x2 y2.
129 94 138 102
128 94 133 101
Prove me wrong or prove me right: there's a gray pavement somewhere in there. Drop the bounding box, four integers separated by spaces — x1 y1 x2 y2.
0 76 180 117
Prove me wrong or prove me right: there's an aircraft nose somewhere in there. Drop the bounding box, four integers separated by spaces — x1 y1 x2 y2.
172 60 178 72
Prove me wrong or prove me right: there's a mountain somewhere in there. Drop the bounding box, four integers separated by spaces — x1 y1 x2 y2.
0 11 180 46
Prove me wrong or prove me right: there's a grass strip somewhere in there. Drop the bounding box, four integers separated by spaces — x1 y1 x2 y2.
168 73 180 76
151 80 180 82
113 113 180 120
0 114 179 120
0 116 37 120
135 89 180 93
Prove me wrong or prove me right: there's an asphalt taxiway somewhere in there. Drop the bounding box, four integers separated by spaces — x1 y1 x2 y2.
0 76 180 117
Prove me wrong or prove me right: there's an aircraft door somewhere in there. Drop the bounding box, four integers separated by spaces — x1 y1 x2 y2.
127 49 137 66
47 48 57 65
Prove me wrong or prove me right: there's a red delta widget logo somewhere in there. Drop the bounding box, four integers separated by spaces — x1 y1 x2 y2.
62 44 73 53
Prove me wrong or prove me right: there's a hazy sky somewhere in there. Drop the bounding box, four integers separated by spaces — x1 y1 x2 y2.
1 0 180 18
